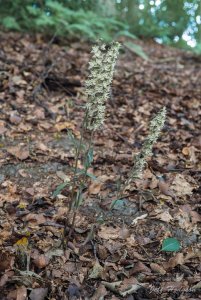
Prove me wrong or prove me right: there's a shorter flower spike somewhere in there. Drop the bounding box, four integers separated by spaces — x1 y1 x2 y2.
129 107 166 181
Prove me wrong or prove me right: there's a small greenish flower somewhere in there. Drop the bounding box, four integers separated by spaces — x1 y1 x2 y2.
84 41 120 131
129 107 166 181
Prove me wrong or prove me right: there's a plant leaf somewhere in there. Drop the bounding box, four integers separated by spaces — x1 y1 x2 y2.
124 41 149 60
162 238 181 252
84 147 93 169
52 181 69 198
116 30 137 39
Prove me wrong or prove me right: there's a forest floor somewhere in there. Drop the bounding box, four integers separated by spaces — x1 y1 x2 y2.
0 32 200 300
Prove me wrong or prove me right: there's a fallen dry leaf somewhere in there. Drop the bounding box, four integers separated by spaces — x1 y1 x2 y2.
158 176 176 199
0 271 14 287
153 210 173 222
118 277 141 297
182 146 197 164
98 226 120 240
16 286 27 300
33 254 50 268
35 142 49 152
190 211 201 224
24 213 46 225
162 253 184 270
88 180 102 194
7 145 29 160
0 251 14 272
67 283 80 299
55 121 75 131
9 112 22 125
29 288 48 300
172 174 196 197
130 262 151 275
119 226 130 239
89 260 104 279
88 175 109 195
91 284 107 299
150 263 166 275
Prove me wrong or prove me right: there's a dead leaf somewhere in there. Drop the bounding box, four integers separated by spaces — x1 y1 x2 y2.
150 263 166 275
14 237 28 249
56 171 70 182
132 251 146 261
55 121 75 132
130 262 151 275
190 211 201 224
91 284 107 299
9 112 22 125
102 278 141 297
98 226 120 240
0 121 7 134
89 261 104 279
172 174 196 197
8 286 27 300
119 277 141 297
67 283 80 299
0 271 14 287
158 176 176 199
182 146 190 156
162 253 184 270
25 213 46 225
182 146 197 164
175 211 194 232
33 254 50 268
153 210 173 223
119 226 130 240
12 75 27 86
34 108 45 119
29 288 48 300
192 281 201 290
89 175 109 195
18 123 32 132
0 251 14 272
0 229 12 243
185 248 201 261
89 181 102 194
7 145 29 160
18 169 29 178
102 281 122 293
35 142 49 152
16 286 27 300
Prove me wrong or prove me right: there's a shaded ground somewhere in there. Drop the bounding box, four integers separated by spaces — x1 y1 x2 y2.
0 32 200 300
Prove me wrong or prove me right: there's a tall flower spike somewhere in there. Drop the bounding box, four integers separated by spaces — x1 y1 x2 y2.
84 41 120 131
129 107 166 181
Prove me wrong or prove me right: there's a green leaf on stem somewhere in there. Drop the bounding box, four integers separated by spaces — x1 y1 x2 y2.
84 147 93 169
76 168 97 180
52 181 69 198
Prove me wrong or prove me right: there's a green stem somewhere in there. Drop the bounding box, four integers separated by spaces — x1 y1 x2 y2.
69 129 94 234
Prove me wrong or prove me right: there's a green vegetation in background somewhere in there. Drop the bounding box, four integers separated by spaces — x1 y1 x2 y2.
116 0 201 51
0 0 200 52
0 0 135 42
